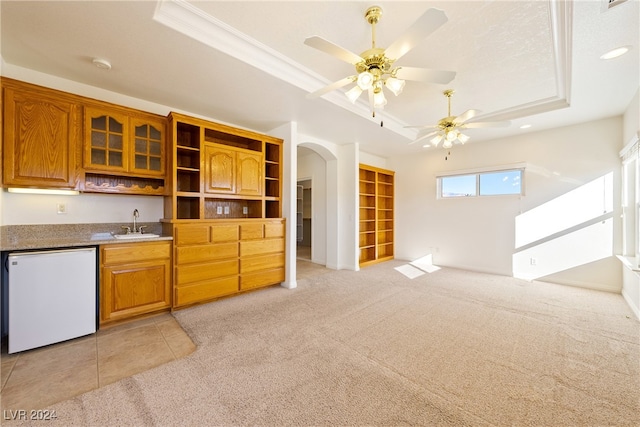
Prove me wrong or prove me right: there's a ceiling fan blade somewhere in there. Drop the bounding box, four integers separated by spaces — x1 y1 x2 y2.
409 130 439 145
304 36 363 65
384 8 449 61
394 67 456 84
464 121 511 129
454 109 479 124
306 76 356 98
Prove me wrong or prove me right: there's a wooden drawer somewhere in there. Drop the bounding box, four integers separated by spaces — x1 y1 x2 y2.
175 242 238 265
240 223 264 240
175 224 210 245
176 259 238 285
210 224 239 243
240 238 285 257
175 276 238 307
265 222 285 238
240 267 285 290
102 241 170 265
240 252 285 274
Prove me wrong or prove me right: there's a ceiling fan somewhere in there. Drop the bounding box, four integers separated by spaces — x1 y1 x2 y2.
304 5 456 116
407 89 511 148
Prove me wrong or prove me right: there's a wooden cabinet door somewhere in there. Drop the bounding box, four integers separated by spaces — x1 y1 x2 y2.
100 241 171 324
3 85 80 188
236 151 262 196
84 106 129 173
101 258 171 323
129 115 165 177
204 144 235 193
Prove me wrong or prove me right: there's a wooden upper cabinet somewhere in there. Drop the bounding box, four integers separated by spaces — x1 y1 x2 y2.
3 82 80 189
236 151 262 196
84 106 166 178
203 143 262 196
204 144 236 194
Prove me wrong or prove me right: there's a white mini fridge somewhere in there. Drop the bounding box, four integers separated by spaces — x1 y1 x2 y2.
8 248 97 354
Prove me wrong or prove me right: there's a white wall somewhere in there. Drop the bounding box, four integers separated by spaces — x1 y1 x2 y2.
359 152 388 170
1 192 162 225
389 116 624 292
623 88 639 143
338 144 359 270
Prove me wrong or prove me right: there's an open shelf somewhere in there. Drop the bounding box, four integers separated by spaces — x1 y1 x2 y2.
204 128 262 152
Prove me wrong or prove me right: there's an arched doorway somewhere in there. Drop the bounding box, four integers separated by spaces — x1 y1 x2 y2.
296 142 339 270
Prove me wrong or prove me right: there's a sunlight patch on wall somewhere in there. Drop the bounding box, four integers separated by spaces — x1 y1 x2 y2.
513 172 614 281
515 173 613 248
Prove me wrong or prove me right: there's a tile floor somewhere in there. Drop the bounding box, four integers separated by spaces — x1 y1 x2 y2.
0 313 195 411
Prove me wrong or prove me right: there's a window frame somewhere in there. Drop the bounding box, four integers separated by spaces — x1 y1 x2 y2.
437 163 526 199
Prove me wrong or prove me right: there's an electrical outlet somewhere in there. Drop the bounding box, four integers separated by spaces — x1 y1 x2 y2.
56 203 67 214
216 206 223 214
224 206 230 215
530 258 537 266
243 206 248 215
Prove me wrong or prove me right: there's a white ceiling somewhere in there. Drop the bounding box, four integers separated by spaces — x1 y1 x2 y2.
1 0 638 157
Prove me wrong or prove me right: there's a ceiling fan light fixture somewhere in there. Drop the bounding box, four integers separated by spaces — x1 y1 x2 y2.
442 139 454 149
345 85 363 103
457 132 470 144
445 130 457 142
357 71 375 90
373 88 387 108
430 134 443 146
384 76 405 96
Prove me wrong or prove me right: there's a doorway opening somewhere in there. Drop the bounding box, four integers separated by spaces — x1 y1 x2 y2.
297 179 312 260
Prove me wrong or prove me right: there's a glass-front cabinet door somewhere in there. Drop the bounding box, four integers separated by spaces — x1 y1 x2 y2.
130 116 165 177
84 107 129 173
84 107 165 178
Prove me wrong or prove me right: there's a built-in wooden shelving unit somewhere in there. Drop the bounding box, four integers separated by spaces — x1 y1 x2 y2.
359 164 395 266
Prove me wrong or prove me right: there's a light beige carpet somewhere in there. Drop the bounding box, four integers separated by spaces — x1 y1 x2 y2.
7 261 639 426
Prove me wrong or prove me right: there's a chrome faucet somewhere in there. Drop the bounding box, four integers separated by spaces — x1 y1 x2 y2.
133 209 139 233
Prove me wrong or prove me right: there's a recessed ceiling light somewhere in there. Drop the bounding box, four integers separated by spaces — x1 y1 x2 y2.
600 46 631 60
92 58 112 70
520 124 532 129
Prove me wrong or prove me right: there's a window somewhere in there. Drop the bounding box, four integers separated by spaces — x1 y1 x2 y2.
441 174 477 197
438 166 524 198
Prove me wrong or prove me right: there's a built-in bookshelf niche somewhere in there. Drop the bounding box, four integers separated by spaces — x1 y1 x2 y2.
359 164 395 266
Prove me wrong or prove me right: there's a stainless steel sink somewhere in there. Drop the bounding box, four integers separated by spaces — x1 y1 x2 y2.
113 233 160 240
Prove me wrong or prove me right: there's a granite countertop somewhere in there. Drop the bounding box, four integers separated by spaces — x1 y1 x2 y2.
0 223 172 252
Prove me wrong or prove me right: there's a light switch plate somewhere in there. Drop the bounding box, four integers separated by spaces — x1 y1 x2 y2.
216 206 223 214
224 206 230 214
